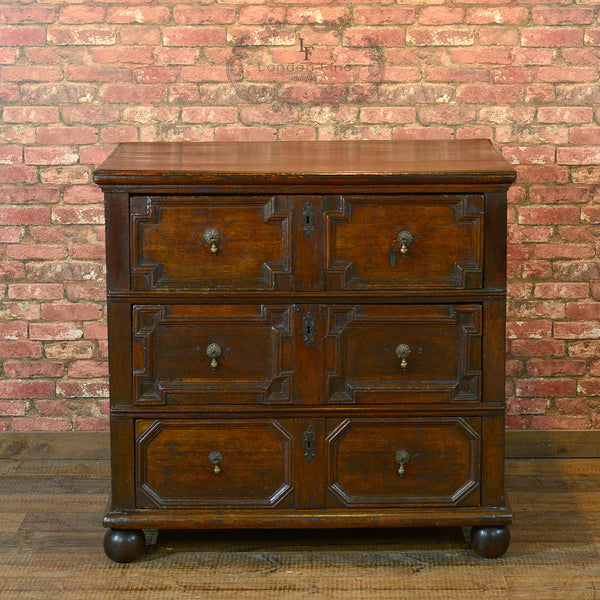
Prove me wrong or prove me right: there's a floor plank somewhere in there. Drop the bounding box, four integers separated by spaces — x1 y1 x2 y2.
0 458 599 599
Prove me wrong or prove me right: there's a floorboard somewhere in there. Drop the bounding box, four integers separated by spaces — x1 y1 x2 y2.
0 459 599 599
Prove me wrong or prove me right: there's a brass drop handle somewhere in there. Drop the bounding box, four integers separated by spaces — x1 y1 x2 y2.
203 228 220 254
395 343 411 370
397 230 414 255
395 449 411 477
206 343 222 369
208 450 223 474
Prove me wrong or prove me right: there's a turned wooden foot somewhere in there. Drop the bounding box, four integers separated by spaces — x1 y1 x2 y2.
470 525 510 558
104 528 146 563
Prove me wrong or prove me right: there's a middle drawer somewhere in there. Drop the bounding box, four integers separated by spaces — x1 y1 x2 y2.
131 304 482 407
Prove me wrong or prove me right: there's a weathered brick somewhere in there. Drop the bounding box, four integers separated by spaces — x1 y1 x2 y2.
516 379 577 398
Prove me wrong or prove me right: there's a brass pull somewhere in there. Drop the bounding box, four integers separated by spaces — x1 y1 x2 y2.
206 343 222 369
395 449 411 477
208 450 223 474
203 228 220 254
395 344 411 369
397 230 414 255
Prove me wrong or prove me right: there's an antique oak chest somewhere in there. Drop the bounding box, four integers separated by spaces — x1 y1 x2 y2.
94 139 516 562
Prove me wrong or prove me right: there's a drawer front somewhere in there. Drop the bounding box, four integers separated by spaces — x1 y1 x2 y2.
135 419 294 508
132 305 294 406
324 195 484 290
324 304 482 404
130 195 293 291
326 417 481 508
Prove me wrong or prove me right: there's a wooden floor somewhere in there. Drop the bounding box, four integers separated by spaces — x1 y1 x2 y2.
0 459 599 599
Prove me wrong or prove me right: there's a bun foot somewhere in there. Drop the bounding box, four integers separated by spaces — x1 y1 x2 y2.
470 525 510 558
104 528 145 563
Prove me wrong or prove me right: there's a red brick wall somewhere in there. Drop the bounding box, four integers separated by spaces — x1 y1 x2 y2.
0 1 599 431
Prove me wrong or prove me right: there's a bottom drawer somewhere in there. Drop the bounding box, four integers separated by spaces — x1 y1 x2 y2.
326 417 481 508
135 419 295 509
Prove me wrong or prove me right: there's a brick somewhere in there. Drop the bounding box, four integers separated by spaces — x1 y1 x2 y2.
11 417 71 432
99 127 139 144
0 145 23 164
41 302 102 322
518 206 580 225
570 127 600 145
8 284 64 300
25 147 79 166
513 48 556 66
532 7 595 26
240 106 298 125
0 381 54 399
0 322 27 341
70 244 105 260
58 5 105 24
5 244 67 260
3 106 59 123
74 417 109 432
516 379 577 398
418 6 464 25
558 146 600 166
354 7 415 25
215 127 277 142
526 359 586 377
52 206 104 225
491 67 535 85
0 166 38 184
507 398 549 416
106 6 170 24
44 341 94 360
566 303 600 320
466 7 528 24
173 6 236 24
479 27 519 47
0 28 46 46
511 339 565 357
502 146 555 165
182 107 238 124
516 165 570 184
93 47 154 65
164 28 227 47
2 65 63 83
36 126 97 145
455 84 523 104
453 46 515 66
62 105 120 124
568 341 600 359
4 361 64 379
531 415 590 430
84 323 108 340
0 341 42 358
534 244 593 260
538 67 598 83
406 28 473 46
521 28 584 48
506 320 553 340
30 323 83 341
239 6 286 25
0 401 28 417
57 380 109 399
67 360 109 378
48 27 117 46
535 283 589 299
278 127 317 141
98 84 167 104
360 107 416 124
555 321 600 339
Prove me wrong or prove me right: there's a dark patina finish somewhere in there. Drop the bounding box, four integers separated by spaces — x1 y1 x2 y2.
95 139 516 562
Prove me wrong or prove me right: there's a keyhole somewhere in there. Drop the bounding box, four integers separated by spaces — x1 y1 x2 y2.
304 214 311 226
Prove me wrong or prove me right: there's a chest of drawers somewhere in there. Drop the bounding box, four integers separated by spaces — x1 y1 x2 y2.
94 139 516 562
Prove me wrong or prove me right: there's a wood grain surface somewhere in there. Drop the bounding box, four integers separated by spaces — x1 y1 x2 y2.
1 458 599 599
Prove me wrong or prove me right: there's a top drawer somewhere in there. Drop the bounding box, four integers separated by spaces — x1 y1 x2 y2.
127 194 485 293
130 195 293 292
324 195 484 291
